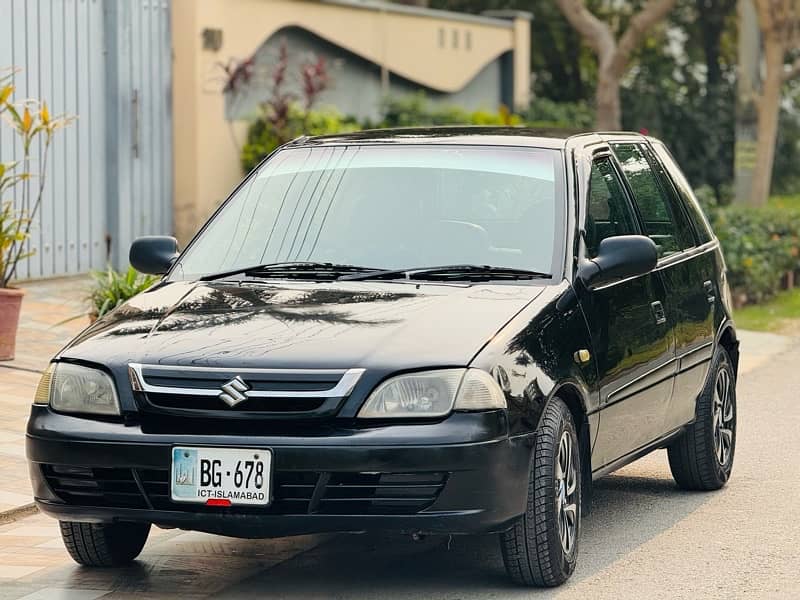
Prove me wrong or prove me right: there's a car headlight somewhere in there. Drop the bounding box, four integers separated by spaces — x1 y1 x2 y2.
34 363 121 416
357 368 506 419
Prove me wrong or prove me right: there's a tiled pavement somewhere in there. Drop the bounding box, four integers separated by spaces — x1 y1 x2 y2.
0 510 324 596
0 277 89 513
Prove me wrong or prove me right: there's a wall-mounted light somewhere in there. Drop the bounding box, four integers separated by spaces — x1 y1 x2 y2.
202 28 223 52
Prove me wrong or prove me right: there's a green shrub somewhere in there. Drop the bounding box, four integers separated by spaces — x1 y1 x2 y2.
240 94 529 174
240 106 360 174
88 266 158 320
524 98 594 130
709 205 800 305
378 92 522 128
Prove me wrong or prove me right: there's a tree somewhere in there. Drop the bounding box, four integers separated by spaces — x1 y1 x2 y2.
555 0 678 129
695 0 738 197
750 0 800 205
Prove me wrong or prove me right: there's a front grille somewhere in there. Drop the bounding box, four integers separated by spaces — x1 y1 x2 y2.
140 468 320 514
128 363 364 419
42 464 448 516
319 472 448 515
144 394 327 413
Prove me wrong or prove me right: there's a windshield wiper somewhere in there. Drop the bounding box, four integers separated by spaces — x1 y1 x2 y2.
199 261 379 282
339 264 551 282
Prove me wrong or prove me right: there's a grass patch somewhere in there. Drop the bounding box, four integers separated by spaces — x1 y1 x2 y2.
735 287 800 333
769 194 800 210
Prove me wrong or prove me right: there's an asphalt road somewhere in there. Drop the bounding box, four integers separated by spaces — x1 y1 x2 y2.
2 336 798 599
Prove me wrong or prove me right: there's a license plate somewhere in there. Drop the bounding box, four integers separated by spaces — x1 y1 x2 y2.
171 447 271 506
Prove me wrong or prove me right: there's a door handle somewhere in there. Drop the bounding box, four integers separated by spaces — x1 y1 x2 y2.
651 301 667 325
703 280 716 304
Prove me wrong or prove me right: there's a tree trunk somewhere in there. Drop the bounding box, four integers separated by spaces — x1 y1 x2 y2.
596 67 622 130
751 42 784 206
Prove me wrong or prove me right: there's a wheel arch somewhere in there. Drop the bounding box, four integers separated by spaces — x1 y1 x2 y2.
717 322 740 376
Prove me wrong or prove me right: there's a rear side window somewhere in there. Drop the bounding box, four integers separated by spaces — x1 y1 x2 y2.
650 141 714 244
611 143 694 256
585 157 639 258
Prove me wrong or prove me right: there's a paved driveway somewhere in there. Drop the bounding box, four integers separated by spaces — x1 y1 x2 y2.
0 277 87 512
0 325 797 598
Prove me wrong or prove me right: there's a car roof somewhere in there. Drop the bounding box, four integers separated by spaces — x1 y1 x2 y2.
293 127 651 150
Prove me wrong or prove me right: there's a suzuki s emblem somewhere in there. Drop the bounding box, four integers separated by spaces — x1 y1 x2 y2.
219 376 250 407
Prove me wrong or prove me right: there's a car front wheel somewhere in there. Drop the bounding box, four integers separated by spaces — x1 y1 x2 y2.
500 396 580 587
60 520 150 567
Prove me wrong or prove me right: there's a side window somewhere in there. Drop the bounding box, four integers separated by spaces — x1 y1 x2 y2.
585 157 638 258
611 143 693 256
650 142 714 244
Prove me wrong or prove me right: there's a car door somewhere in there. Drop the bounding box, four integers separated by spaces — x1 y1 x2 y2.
646 140 718 430
578 152 676 471
611 140 716 434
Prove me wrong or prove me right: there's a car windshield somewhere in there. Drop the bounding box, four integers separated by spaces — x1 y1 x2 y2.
171 144 564 280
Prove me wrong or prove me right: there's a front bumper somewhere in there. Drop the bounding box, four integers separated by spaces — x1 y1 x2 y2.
27 406 532 538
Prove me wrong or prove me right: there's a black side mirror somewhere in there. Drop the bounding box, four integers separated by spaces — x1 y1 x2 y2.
577 235 658 289
129 236 179 275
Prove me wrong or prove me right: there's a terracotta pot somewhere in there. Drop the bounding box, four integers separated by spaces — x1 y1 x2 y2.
0 287 25 361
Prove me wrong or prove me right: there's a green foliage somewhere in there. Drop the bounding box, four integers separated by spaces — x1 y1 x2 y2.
240 106 359 174
0 70 73 286
621 39 736 198
524 98 594 130
707 203 800 305
240 93 524 174
0 199 31 278
87 266 157 319
771 108 800 195
377 92 521 128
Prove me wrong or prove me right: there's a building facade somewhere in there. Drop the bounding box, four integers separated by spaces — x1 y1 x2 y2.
2 0 531 278
172 0 531 244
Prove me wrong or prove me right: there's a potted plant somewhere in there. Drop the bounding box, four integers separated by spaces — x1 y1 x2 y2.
87 266 158 323
0 69 71 360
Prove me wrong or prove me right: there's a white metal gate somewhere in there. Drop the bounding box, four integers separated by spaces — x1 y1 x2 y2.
0 0 172 279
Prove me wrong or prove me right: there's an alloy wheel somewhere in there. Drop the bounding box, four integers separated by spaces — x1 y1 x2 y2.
712 368 734 466
555 430 578 555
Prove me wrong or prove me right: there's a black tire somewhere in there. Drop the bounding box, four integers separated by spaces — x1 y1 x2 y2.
500 397 580 587
668 346 736 491
59 520 150 567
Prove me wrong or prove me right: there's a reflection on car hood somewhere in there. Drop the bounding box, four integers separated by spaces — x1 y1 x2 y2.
59 280 546 370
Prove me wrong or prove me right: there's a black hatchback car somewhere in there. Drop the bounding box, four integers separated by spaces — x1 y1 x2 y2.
27 129 738 587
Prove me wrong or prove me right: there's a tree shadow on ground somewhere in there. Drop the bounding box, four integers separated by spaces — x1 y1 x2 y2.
42 457 719 599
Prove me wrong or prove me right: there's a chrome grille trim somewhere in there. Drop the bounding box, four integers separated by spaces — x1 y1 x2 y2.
127 363 365 399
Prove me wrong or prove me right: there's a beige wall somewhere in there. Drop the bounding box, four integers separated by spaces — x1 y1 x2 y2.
171 0 530 244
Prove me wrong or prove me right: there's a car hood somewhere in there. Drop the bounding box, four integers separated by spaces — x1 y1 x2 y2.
59 280 546 370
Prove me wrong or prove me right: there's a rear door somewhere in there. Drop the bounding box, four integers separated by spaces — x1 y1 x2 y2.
648 141 718 429
578 151 676 470
610 141 715 433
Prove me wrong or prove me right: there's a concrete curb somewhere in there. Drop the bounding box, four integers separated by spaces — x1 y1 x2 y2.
0 502 38 525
